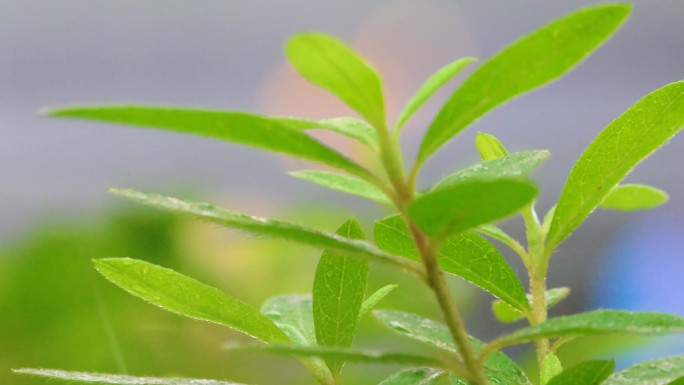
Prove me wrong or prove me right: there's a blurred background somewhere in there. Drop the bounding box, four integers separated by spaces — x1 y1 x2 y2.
1 0 683 384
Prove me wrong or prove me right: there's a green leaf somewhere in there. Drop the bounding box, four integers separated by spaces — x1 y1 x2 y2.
289 170 391 204
408 179 538 238
94 258 289 344
111 189 422 275
227 344 448 369
416 4 632 165
13 369 246 385
600 184 669 211
318 117 380 151
603 355 684 385
360 285 397 318
378 368 445 385
541 353 563 385
44 106 373 180
667 378 684 385
433 150 550 191
475 132 509 161
373 310 530 385
374 215 529 311
493 310 684 349
548 81 684 249
546 360 614 385
313 218 369 375
286 33 386 128
395 57 476 131
492 287 570 324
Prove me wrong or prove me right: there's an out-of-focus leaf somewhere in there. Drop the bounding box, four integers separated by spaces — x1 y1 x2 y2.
93 258 289 344
599 184 669 211
318 117 380 151
360 285 397 318
546 360 614 385
395 57 476 131
475 132 509 161
548 81 684 249
492 287 570 324
286 33 386 128
378 368 445 385
417 4 632 165
603 355 684 385
408 179 538 238
289 170 390 204
374 215 529 311
13 369 245 385
541 353 563 385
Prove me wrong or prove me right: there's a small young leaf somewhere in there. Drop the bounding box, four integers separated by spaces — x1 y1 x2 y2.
313 218 369 375
375 215 529 311
94 258 289 344
548 81 684 250
111 189 423 275
492 310 684 349
395 57 476 131
433 150 550 191
44 106 373 180
599 184 669 211
359 285 397 318
416 4 632 165
541 353 563 385
475 132 509 161
318 117 380 151
289 170 391 204
13 369 246 385
492 287 570 324
546 360 614 385
373 310 530 385
603 355 684 385
408 179 538 238
286 33 386 128
227 344 448 369
378 368 445 385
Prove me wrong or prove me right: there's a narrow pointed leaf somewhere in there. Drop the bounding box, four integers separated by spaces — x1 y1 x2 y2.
373 310 530 385
378 368 445 385
493 310 684 349
475 132 509 161
395 57 476 131
375 215 529 310
433 150 550 191
547 360 614 385
408 179 538 238
93 259 288 344
45 106 372 179
289 170 390 204
417 4 632 164
360 285 397 318
541 353 563 385
319 117 380 151
13 369 246 385
600 184 669 211
286 33 386 128
313 218 369 375
111 189 423 275
493 287 570 324
548 81 684 249
603 355 684 385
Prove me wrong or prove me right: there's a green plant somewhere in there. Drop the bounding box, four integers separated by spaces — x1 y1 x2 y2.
14 3 684 385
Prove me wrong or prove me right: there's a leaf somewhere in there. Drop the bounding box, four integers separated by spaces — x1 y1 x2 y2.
667 378 684 385
13 369 246 385
94 258 289 344
408 179 538 238
111 189 422 275
492 287 570 324
475 132 509 161
374 215 529 311
286 33 386 128
541 353 563 385
378 368 445 385
433 150 550 191
313 218 369 375
416 4 632 165
546 360 614 385
318 117 380 151
548 81 684 249
44 106 372 179
492 310 684 349
289 170 391 204
603 355 684 385
360 285 397 318
599 184 669 211
226 344 448 369
373 310 530 385
395 57 476 131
